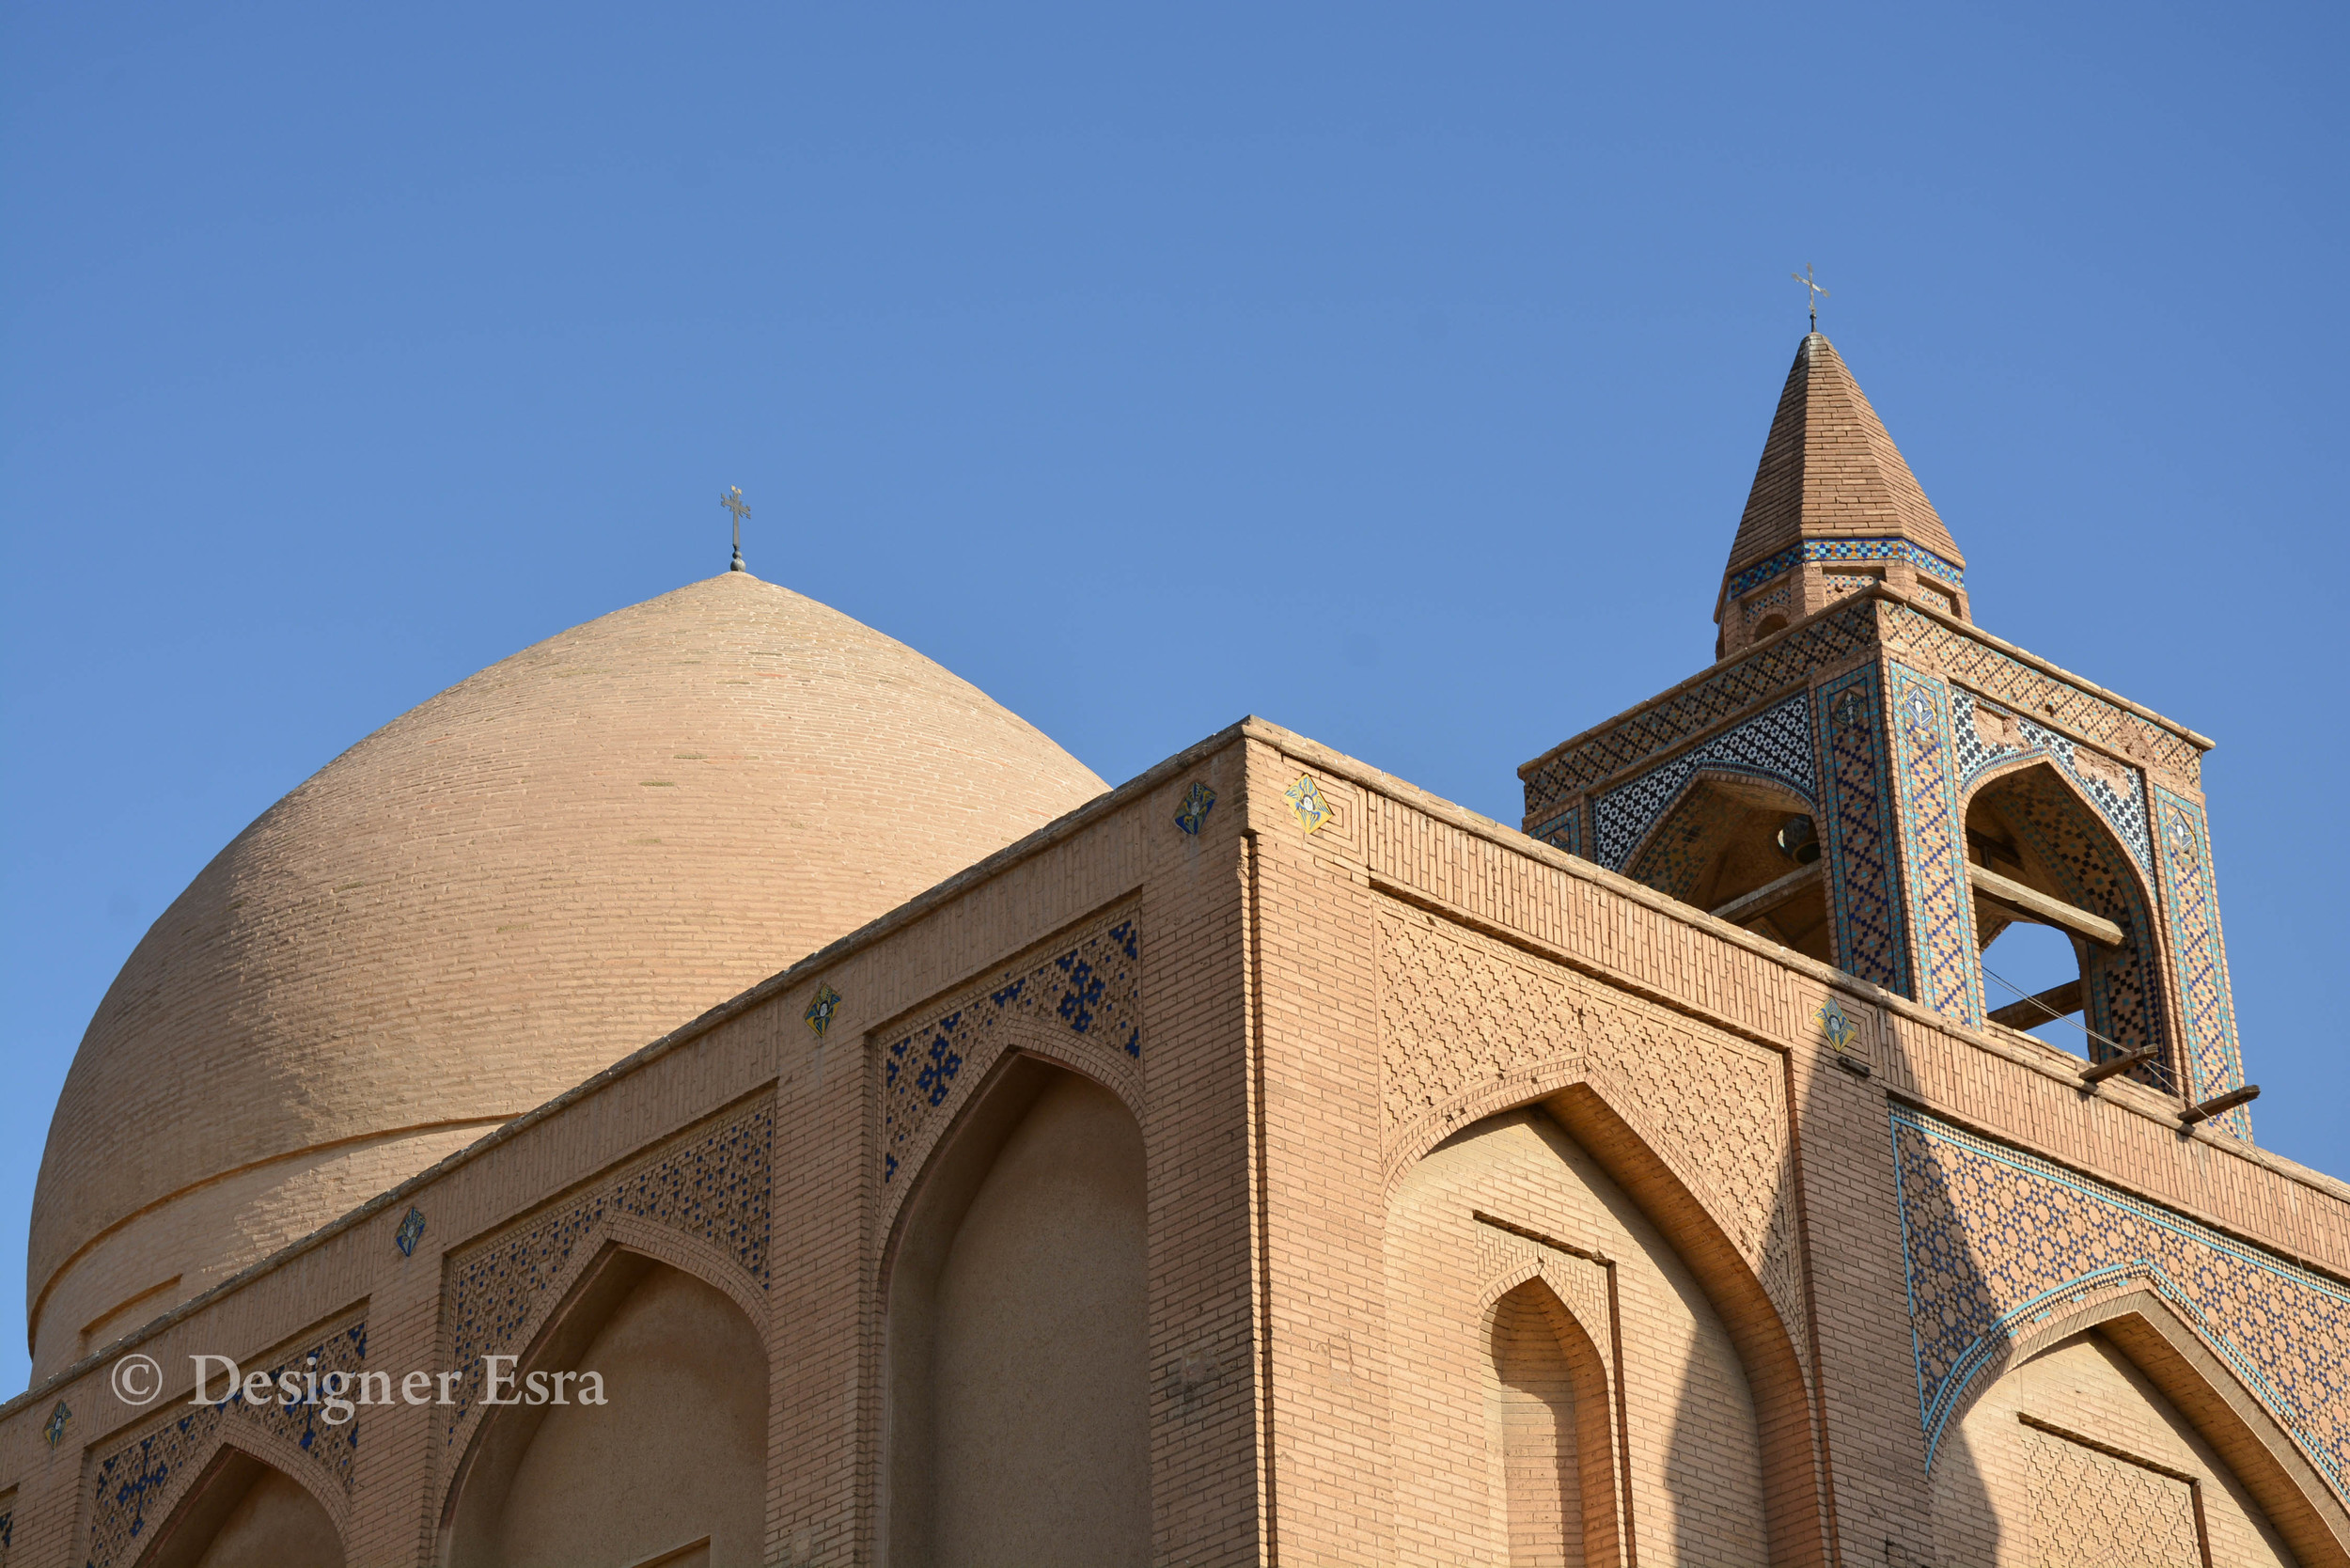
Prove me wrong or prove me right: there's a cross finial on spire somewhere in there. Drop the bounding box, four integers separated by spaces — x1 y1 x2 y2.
1791 264 1829 333
720 486 750 572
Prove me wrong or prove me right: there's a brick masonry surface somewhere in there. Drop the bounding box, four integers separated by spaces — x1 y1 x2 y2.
0 713 2342 1564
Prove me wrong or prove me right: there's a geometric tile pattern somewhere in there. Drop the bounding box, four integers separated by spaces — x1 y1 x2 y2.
442 1100 773 1442
86 1314 368 1568
1882 603 2203 789
2154 789 2249 1137
880 909 1141 1190
1725 536 1966 601
1950 685 2152 868
1592 690 1814 870
1890 1107 2350 1499
1741 580 1793 626
1990 768 2170 1089
1523 596 1875 818
1527 808 1581 858
1887 664 1983 1026
2025 1426 2203 1567
1815 665 1911 995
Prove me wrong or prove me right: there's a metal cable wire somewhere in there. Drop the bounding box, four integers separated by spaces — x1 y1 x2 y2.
1979 960 2130 1058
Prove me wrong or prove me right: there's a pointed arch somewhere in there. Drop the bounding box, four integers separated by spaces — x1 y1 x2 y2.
1538 1082 1823 1567
1963 758 2172 1086
1622 770 1833 963
1386 1093 1819 1568
879 1051 1150 1568
1927 1286 2350 1567
436 1231 771 1568
129 1424 348 1568
1473 1265 1629 1567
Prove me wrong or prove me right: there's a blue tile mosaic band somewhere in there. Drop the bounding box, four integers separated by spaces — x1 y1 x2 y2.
1592 690 1815 870
1889 1107 2345 1496
1726 538 1966 601
1887 664 1982 1026
2154 789 2248 1136
1950 686 2151 868
1815 666 1911 996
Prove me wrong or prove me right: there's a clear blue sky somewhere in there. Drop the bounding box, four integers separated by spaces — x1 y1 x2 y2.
3 4 2342 1393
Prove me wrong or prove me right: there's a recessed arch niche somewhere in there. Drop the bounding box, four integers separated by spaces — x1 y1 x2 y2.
439 1247 769 1568
882 1055 1151 1568
1386 1106 1769 1567
1929 1325 2311 1567
133 1446 344 1568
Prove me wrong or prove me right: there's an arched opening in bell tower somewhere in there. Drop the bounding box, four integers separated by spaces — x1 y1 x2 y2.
1625 774 1833 964
1964 761 2171 1089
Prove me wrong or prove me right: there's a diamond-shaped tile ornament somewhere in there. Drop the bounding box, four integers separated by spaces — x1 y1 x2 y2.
1174 781 1215 836
1816 996 1860 1054
395 1205 427 1258
1283 774 1333 836
43 1401 69 1449
805 982 841 1038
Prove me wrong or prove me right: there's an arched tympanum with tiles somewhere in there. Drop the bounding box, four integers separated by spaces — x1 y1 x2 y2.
1963 755 2172 1087
1926 1289 2350 1567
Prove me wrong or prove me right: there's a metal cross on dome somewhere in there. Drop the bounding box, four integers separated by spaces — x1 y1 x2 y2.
1791 265 1829 332
720 486 751 572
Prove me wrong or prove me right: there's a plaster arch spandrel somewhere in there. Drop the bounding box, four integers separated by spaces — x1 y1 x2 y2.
1373 899 1802 1345
870 904 1144 1236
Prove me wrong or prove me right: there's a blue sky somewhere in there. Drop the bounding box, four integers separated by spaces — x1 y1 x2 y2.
2 3 2342 1393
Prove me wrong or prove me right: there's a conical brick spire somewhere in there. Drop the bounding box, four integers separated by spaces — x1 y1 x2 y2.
1715 333 1969 656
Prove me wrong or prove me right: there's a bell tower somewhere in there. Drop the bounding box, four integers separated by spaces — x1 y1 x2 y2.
1715 333 1970 659
1524 333 2257 1136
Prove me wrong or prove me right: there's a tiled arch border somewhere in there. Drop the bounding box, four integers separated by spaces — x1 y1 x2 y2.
1958 752 2175 1086
433 1215 769 1518
104 1412 353 1568
1890 1106 2350 1506
1589 689 1818 871
1920 1285 2350 1564
869 901 1145 1244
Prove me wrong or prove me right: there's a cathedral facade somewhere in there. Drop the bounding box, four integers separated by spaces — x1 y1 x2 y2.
3 335 2345 1566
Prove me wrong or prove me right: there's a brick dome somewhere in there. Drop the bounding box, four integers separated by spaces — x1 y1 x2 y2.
28 571 1105 1374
